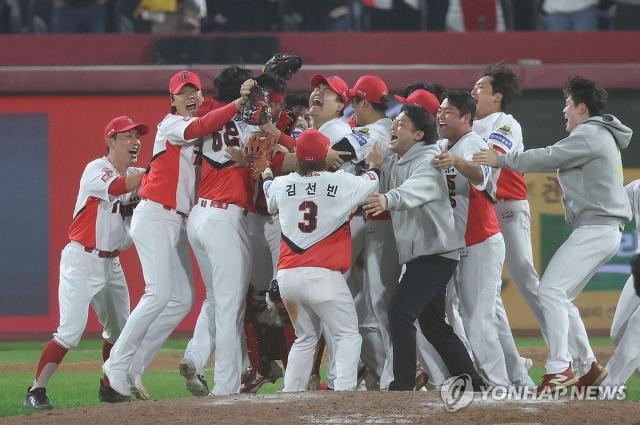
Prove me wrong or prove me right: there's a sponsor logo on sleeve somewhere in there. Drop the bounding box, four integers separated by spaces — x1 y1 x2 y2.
488 132 513 150
350 131 369 147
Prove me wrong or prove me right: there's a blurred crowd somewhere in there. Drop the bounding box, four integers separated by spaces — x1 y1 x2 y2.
1 0 639 34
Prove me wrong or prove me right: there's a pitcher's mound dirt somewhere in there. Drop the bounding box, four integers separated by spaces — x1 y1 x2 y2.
3 391 638 425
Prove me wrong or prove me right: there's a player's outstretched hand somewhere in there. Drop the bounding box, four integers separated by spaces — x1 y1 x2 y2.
433 149 459 170
472 148 499 168
326 148 348 170
631 253 640 296
225 146 248 167
236 79 257 109
364 192 388 216
366 140 384 170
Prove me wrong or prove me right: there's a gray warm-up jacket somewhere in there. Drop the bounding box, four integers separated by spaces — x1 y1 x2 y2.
497 114 632 229
383 143 464 264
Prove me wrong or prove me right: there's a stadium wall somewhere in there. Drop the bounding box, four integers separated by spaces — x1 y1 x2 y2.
2 31 640 336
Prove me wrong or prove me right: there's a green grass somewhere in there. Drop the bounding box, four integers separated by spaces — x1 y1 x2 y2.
1 337 637 418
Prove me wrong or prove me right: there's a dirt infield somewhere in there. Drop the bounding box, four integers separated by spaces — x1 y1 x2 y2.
0 346 617 373
2 391 638 425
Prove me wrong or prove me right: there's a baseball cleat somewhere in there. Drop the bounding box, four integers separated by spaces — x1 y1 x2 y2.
103 368 132 397
24 386 53 410
128 375 151 401
179 358 209 396
414 367 430 391
513 358 536 388
537 367 578 393
307 373 331 391
240 362 283 393
576 362 608 389
98 379 131 403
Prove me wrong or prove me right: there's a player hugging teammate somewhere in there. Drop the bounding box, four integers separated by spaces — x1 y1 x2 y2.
26 58 638 409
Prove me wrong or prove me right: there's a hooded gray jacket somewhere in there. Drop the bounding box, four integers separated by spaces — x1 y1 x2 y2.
498 114 632 229
383 143 464 264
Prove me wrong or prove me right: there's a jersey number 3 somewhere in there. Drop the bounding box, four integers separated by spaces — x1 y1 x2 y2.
298 201 318 233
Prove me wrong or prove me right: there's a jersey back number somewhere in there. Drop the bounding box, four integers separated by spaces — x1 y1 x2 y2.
298 201 318 233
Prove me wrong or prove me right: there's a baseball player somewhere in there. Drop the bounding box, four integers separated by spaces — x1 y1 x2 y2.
24 116 148 409
474 75 632 391
174 66 255 397
263 129 383 391
470 63 539 387
305 73 353 388
238 72 299 393
103 70 252 397
600 179 640 392
363 104 486 391
432 90 517 387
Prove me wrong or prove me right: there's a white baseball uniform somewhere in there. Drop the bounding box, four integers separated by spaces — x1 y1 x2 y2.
602 180 640 387
55 158 141 351
104 113 203 386
439 132 516 387
474 112 539 385
264 168 380 391
323 117 400 389
185 117 255 395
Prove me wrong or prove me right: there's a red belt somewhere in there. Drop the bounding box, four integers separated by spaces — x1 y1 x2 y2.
199 198 248 215
77 244 120 258
161 204 188 218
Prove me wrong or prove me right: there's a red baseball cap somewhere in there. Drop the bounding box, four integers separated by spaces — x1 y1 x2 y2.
104 116 149 139
169 70 202 94
310 74 350 103
295 129 330 161
347 75 388 104
395 89 440 118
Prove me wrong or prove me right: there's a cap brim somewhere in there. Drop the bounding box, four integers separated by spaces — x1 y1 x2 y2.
394 95 409 104
120 123 150 136
170 81 201 95
310 74 327 88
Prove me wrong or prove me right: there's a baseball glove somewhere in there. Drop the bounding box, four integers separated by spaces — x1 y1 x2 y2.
244 131 276 179
263 53 302 81
241 85 272 126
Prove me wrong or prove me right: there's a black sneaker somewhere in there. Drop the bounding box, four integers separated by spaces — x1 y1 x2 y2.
98 379 131 403
24 386 53 410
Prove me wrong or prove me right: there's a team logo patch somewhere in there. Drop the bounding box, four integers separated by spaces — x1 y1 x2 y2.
366 171 377 180
351 131 368 147
101 167 115 182
488 132 513 149
357 127 370 135
497 124 512 136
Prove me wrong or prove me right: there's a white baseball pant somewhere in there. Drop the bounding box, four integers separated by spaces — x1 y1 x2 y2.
361 218 402 388
187 202 252 395
104 200 194 378
278 267 362 391
539 224 621 374
602 275 640 386
445 279 474 357
326 215 365 388
456 232 511 387
54 242 129 349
